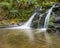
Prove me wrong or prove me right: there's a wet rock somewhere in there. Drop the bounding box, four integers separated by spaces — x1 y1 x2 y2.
31 13 40 28
53 3 60 12
53 17 60 23
47 3 60 33
31 12 46 28
56 27 60 32
53 6 60 11
17 23 24 26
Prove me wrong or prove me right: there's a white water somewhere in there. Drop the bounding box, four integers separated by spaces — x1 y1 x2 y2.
5 13 37 29
22 12 37 27
36 28 46 33
43 5 56 48
44 5 55 28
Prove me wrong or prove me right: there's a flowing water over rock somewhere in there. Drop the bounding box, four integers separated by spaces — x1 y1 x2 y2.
44 5 55 28
47 3 60 33
1 3 60 48
5 12 37 29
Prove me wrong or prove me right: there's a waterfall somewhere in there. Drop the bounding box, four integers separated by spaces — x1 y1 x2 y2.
23 12 37 27
44 5 55 28
4 5 55 29
5 12 37 29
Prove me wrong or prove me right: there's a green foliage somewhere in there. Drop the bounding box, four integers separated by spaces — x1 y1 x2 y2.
0 0 59 23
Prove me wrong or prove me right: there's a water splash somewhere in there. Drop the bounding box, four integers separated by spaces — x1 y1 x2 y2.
44 5 55 28
36 28 46 33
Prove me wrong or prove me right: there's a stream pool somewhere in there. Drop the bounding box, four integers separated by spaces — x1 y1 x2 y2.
0 29 60 48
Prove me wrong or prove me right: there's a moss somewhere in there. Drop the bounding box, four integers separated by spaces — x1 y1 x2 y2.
48 15 54 27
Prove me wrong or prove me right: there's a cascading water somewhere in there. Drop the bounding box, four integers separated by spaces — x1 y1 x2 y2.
22 13 37 28
5 12 37 29
4 5 55 32
44 5 55 48
44 5 55 28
